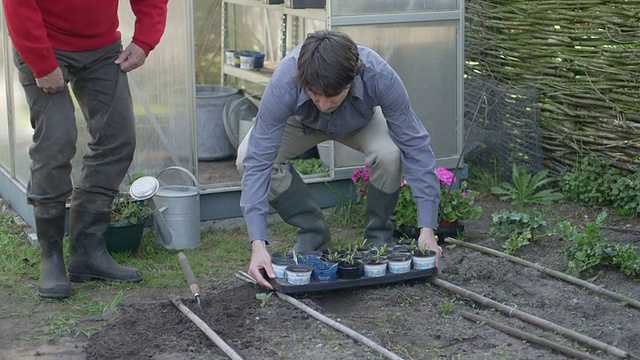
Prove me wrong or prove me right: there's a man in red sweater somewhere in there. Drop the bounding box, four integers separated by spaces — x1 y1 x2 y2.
3 0 168 298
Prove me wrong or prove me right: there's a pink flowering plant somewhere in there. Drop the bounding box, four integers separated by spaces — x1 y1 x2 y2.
393 167 482 229
352 165 370 202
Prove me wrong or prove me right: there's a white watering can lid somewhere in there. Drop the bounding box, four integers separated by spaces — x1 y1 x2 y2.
129 176 160 200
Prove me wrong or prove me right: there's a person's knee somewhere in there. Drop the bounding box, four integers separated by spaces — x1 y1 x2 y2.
369 146 401 191
374 146 401 173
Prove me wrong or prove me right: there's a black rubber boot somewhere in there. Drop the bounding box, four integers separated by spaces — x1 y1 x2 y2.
269 166 331 252
364 184 400 246
34 203 70 298
67 191 143 283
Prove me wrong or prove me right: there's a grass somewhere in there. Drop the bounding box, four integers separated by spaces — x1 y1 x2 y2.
0 200 370 341
0 208 281 340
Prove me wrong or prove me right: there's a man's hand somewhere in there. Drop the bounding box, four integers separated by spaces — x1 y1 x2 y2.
417 227 442 270
36 67 65 94
115 42 147 72
249 240 275 289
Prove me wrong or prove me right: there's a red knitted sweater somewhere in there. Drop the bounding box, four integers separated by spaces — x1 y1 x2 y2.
3 0 168 77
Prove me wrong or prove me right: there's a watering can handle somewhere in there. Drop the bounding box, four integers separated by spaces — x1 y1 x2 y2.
156 166 200 193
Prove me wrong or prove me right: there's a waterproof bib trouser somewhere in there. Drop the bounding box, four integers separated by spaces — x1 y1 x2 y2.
364 184 400 246
269 166 332 252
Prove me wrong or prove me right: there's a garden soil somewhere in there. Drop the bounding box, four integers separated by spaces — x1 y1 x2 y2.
2 194 640 360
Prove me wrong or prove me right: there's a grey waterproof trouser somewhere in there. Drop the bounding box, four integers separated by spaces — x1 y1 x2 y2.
14 40 136 205
236 107 402 198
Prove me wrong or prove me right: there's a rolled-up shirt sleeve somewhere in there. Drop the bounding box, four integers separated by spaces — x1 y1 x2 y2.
241 58 298 242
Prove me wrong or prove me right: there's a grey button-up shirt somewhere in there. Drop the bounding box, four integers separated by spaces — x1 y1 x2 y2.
241 44 440 242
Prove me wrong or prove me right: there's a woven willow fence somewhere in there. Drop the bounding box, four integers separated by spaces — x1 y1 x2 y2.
465 0 640 173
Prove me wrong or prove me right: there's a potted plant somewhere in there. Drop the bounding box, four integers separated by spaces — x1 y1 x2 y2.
411 243 437 270
337 252 364 279
392 167 483 240
312 259 339 282
284 264 313 285
364 254 388 277
105 193 152 254
271 251 295 279
387 253 412 274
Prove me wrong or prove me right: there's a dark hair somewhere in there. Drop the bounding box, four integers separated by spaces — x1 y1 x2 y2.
297 30 362 97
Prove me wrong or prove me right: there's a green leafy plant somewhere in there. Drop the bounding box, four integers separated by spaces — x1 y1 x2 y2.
339 252 363 266
491 164 564 206
469 158 502 192
291 158 329 176
489 210 547 255
557 211 640 277
393 167 483 229
110 194 152 225
256 292 273 307
371 244 389 257
560 153 620 206
327 180 366 228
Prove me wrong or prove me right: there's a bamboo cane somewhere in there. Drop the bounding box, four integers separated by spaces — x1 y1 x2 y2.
234 271 405 360
433 278 629 359
169 297 244 360
444 237 640 309
275 292 405 360
460 311 602 360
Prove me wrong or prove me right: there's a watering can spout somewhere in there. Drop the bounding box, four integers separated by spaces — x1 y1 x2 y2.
151 202 173 245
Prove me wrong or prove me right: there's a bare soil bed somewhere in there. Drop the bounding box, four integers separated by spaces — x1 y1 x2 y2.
2 194 640 360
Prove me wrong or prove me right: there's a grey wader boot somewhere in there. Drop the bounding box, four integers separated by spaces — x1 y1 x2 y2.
34 202 70 298
364 184 400 246
67 192 143 283
269 166 331 252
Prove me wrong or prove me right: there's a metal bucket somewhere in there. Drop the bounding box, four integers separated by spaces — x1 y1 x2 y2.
153 166 201 249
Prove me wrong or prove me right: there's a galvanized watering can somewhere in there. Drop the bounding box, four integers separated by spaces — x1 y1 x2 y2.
129 166 201 250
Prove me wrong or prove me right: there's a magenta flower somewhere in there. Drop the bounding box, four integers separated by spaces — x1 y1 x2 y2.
358 188 365 195
437 167 456 186
462 191 467 197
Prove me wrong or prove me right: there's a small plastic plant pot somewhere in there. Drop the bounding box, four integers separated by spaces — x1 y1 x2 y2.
364 260 387 277
388 254 412 274
412 249 437 270
285 264 313 285
337 260 364 280
272 257 296 279
312 263 338 282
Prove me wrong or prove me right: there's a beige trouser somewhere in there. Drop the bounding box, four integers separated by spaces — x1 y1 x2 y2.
236 107 402 200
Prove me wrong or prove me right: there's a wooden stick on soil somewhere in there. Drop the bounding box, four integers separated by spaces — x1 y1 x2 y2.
460 311 602 360
234 271 405 360
169 297 244 360
444 237 640 309
275 292 406 360
433 278 629 359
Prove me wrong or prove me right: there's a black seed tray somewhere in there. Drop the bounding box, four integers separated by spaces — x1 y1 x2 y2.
269 267 437 294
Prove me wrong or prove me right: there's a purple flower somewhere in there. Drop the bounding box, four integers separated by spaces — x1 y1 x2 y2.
462 191 467 197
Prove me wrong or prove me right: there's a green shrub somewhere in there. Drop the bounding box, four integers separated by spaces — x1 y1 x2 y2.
557 211 640 277
560 153 620 206
489 210 547 255
491 164 564 206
